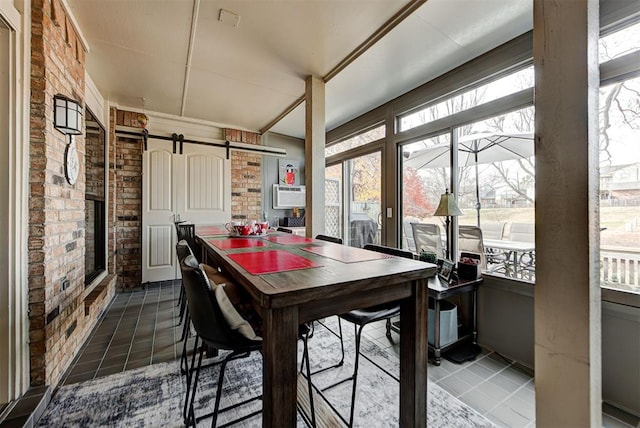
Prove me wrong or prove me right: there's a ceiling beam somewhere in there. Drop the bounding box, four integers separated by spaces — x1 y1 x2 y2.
323 0 427 83
260 0 427 135
180 0 200 117
259 95 305 135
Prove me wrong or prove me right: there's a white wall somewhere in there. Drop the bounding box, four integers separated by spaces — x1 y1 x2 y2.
0 0 31 403
0 15 11 407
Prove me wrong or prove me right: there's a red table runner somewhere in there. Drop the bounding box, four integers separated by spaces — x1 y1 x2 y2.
196 225 228 236
302 245 392 263
264 234 315 245
209 238 268 250
228 250 323 274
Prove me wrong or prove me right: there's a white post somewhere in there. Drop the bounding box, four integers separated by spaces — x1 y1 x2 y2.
304 76 326 238
534 0 602 425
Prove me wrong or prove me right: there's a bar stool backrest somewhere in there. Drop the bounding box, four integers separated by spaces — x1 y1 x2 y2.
180 255 260 350
315 234 343 244
363 244 414 259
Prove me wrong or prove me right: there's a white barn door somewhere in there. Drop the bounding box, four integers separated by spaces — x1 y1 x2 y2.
142 139 230 283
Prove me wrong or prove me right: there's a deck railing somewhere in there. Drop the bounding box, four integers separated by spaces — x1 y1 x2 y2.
601 247 640 292
484 246 640 293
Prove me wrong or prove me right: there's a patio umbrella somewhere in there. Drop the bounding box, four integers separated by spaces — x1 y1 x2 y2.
403 132 534 226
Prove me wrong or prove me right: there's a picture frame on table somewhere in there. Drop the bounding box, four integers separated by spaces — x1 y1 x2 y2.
438 258 455 283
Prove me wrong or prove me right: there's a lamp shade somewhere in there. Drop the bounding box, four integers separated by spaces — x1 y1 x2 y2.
433 190 463 217
54 94 83 135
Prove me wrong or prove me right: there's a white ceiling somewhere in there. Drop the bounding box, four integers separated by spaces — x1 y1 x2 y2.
68 0 532 140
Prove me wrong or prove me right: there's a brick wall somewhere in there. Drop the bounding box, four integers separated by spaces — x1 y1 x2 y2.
114 110 144 289
26 0 268 388
226 129 263 221
28 0 113 388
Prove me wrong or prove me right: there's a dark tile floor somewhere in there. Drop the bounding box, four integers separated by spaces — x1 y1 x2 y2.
60 281 639 428
60 281 182 386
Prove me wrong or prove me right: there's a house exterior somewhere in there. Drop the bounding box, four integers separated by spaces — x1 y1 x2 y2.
601 162 640 200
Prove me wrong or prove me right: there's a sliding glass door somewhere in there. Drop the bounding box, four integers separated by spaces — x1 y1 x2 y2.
325 151 382 247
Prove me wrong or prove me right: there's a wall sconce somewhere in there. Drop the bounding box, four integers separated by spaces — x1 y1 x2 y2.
53 94 82 185
54 94 83 136
433 189 463 260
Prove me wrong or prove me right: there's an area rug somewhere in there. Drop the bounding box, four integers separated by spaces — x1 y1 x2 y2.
38 319 495 427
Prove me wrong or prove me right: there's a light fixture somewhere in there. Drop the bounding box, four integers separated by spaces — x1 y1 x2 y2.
433 189 463 260
53 94 83 135
53 94 83 185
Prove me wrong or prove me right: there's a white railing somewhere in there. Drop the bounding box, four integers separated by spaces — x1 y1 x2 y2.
484 246 640 292
601 247 640 291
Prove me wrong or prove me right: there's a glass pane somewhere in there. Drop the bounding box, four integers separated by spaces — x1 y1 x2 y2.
599 75 640 294
401 134 451 256
84 108 106 283
460 107 535 280
345 152 382 248
325 164 343 240
599 21 640 63
325 124 384 157
398 66 534 132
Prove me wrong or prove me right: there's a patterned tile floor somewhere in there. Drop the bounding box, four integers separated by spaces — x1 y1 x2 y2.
60 281 638 428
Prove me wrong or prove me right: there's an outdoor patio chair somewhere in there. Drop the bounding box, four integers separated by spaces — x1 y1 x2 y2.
402 220 417 252
481 222 506 240
458 225 486 269
411 222 443 258
506 222 535 242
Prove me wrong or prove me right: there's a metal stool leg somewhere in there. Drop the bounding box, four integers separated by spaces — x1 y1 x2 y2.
348 324 365 428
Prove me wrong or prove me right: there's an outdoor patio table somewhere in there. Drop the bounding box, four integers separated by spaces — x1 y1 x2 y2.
484 238 535 278
197 233 435 427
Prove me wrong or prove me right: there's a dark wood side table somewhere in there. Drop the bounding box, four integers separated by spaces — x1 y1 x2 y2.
428 276 483 365
392 275 483 366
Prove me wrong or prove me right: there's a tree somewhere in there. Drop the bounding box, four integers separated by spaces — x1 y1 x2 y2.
403 167 432 216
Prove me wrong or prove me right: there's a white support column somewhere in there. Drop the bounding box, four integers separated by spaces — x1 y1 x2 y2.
304 76 326 238
0 0 31 402
533 0 601 426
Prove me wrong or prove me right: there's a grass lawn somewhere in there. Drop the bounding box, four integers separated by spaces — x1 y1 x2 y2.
454 206 640 248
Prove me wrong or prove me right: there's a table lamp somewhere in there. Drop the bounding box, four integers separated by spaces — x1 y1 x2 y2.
433 189 463 260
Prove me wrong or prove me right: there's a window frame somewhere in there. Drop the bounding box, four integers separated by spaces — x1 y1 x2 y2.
84 108 107 287
325 14 640 303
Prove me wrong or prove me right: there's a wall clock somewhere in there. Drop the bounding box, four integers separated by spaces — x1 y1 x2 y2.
65 137 80 185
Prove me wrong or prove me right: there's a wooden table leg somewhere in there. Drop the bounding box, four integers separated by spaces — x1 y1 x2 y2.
262 306 298 428
399 277 429 427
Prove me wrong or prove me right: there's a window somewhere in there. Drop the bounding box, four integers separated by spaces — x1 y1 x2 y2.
401 134 451 254
599 75 640 294
325 124 384 157
599 21 640 63
398 66 534 132
84 109 106 285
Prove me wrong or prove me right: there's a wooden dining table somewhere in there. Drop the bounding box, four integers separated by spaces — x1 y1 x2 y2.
196 230 436 427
